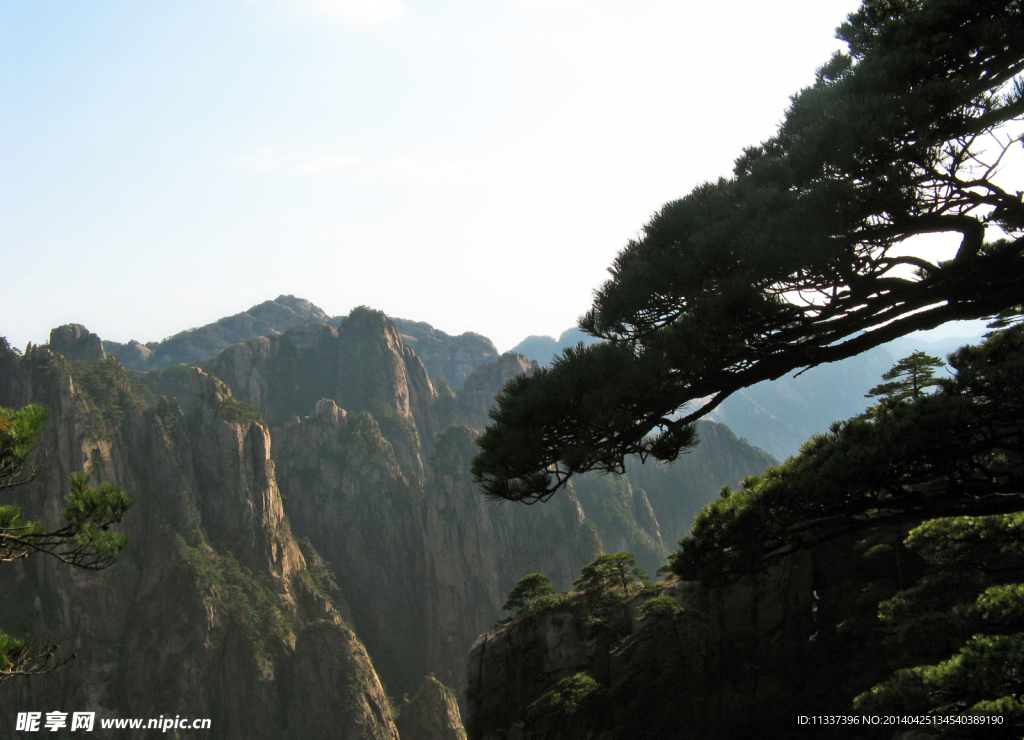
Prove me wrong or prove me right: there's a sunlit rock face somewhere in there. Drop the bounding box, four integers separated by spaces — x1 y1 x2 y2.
259 316 602 695
397 674 468 740
0 306 776 738
48 324 106 363
0 341 398 740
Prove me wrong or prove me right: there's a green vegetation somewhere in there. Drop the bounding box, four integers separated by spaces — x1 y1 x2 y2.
175 531 293 679
296 537 341 602
572 551 648 594
526 672 604 719
496 573 565 626
670 326 1024 585
664 325 1024 727
851 511 1024 729
218 396 265 426
0 404 134 682
136 364 194 407
502 573 557 613
498 552 653 629
637 595 684 621
865 351 945 404
472 0 1024 504
69 357 151 440
573 552 648 634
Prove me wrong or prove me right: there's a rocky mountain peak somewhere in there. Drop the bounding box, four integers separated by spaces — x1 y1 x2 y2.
48 323 106 363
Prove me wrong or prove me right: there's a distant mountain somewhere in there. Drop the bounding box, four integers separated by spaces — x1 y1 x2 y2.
102 295 330 371
9 308 776 718
709 332 985 459
510 327 599 365
98 295 499 390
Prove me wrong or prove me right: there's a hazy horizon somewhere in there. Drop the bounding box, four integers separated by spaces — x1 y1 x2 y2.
4 0 860 353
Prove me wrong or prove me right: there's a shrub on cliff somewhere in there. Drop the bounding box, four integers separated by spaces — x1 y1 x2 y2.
502 573 558 612
497 573 565 625
572 551 648 595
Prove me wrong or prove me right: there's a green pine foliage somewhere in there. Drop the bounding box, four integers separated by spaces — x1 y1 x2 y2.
865 351 945 403
69 357 151 440
854 513 1024 732
526 672 604 719
572 552 648 594
473 0 1024 504
0 404 47 482
502 573 558 613
1 406 134 570
668 325 1024 585
218 396 265 427
175 532 294 679
637 595 684 621
0 631 25 672
660 326 1024 726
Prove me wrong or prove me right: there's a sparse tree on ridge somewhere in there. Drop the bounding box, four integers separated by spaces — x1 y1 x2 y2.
503 573 558 613
866 351 945 403
472 0 1024 504
573 552 648 595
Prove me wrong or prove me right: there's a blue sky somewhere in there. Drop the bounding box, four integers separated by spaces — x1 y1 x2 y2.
3 0 979 351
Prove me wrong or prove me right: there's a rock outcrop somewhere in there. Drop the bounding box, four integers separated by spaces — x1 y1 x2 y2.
393 319 499 390
624 421 777 546
2 306 779 737
47 324 106 363
397 675 467 740
0 341 398 740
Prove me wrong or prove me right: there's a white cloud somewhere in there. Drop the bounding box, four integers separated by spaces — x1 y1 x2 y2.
312 0 406 25
292 154 361 175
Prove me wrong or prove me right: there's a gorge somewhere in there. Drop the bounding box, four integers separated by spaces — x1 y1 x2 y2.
0 296 774 739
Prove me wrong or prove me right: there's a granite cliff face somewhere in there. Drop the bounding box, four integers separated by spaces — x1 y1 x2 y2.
392 319 499 390
397 675 468 740
211 311 604 694
623 421 777 547
3 306 779 738
0 341 400 740
204 309 774 698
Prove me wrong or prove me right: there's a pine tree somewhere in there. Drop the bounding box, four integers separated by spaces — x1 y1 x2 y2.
866 351 945 403
472 0 1024 504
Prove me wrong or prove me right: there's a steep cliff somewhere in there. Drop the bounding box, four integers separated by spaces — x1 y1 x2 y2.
174 311 773 699
466 540 884 740
0 339 399 740
4 306 778 737
261 329 601 694
392 319 499 390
